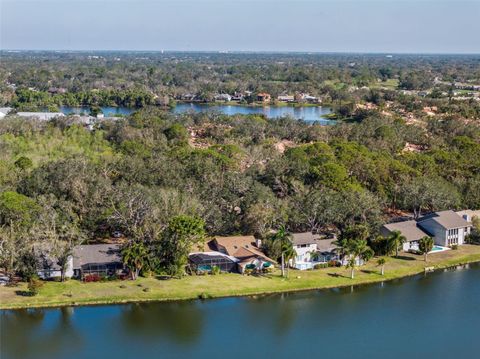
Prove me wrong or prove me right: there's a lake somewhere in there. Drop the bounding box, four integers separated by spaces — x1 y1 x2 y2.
172 103 334 124
2 263 478 359
59 104 334 123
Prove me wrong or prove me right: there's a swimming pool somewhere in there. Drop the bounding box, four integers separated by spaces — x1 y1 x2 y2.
430 245 450 253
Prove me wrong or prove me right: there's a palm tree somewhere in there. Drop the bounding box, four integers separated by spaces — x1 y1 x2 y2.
272 226 294 278
345 239 374 279
377 258 386 276
388 230 407 257
282 242 296 278
418 236 434 262
121 241 149 280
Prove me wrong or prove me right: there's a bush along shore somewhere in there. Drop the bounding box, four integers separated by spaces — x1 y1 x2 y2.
1 245 480 310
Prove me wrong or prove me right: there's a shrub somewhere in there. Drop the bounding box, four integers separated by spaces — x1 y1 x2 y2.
27 278 44 296
142 287 150 293
211 266 221 275
83 274 101 282
328 260 340 267
198 292 211 300
451 244 458 250
314 263 328 269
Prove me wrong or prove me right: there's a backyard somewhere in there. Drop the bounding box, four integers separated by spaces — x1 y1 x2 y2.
2 245 480 309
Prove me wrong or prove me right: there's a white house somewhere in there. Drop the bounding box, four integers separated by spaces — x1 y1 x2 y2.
214 94 232 102
291 232 338 270
417 210 472 247
381 210 473 251
277 95 295 102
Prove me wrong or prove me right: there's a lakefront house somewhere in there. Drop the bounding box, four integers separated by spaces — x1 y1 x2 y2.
37 244 124 280
291 232 338 270
195 235 276 274
381 210 473 252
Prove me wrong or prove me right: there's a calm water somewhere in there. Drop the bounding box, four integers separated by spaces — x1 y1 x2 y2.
59 106 134 117
1 264 478 359
59 104 333 123
172 103 334 123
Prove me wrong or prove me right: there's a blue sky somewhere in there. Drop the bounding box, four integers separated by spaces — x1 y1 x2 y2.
1 0 479 53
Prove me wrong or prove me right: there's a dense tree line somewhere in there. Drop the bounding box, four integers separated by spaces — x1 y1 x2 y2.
0 105 479 277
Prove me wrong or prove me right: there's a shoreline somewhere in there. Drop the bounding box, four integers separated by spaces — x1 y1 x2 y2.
2 246 480 310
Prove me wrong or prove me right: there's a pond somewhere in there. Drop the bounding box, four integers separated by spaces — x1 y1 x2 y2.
2 263 478 359
59 104 334 124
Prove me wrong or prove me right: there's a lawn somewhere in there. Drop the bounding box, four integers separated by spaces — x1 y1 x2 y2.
1 245 480 309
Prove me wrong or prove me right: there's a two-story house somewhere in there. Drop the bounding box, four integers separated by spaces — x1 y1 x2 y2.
381 210 473 252
417 210 472 246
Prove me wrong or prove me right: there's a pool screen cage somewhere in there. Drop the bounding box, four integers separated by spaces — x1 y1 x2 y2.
189 253 237 273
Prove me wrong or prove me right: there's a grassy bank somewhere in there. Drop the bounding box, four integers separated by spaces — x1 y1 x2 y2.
2 245 480 310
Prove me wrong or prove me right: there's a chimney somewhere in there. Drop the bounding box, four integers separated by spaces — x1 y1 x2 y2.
463 214 471 222
255 238 262 248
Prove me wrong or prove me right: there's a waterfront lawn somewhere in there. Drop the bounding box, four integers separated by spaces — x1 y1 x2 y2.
1 245 480 309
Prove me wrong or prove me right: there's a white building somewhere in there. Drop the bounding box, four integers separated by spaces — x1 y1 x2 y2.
381 210 473 251
291 232 338 270
417 210 472 247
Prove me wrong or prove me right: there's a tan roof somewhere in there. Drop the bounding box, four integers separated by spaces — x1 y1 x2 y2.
419 210 472 230
213 236 275 263
382 220 428 242
456 210 480 220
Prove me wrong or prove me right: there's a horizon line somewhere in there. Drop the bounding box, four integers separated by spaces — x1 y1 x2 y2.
1 49 480 56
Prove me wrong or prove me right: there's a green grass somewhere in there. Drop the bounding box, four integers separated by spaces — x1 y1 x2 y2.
371 78 399 90
2 245 480 309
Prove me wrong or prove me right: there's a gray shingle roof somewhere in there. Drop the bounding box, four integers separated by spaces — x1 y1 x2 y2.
418 210 471 230
292 232 321 246
382 220 428 242
315 238 337 252
72 244 122 269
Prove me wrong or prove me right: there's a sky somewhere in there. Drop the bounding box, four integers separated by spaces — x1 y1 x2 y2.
1 0 479 53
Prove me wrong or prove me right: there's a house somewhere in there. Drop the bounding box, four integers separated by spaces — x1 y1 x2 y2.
296 93 319 103
381 210 473 251
231 92 244 101
37 252 74 280
17 112 65 121
257 93 271 103
188 251 238 274
0 107 12 119
292 232 320 265
72 244 124 279
291 232 338 270
37 244 124 280
380 220 429 252
417 210 472 247
207 236 275 273
214 93 232 102
277 95 295 102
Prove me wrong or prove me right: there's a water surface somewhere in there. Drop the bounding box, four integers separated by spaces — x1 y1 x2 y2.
59 104 333 123
2 264 477 359
172 103 334 123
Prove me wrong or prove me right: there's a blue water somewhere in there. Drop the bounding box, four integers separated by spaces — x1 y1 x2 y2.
172 103 334 123
59 104 333 123
59 106 133 117
2 263 478 359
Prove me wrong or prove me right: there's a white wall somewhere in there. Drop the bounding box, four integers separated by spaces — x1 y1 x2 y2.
294 243 317 262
